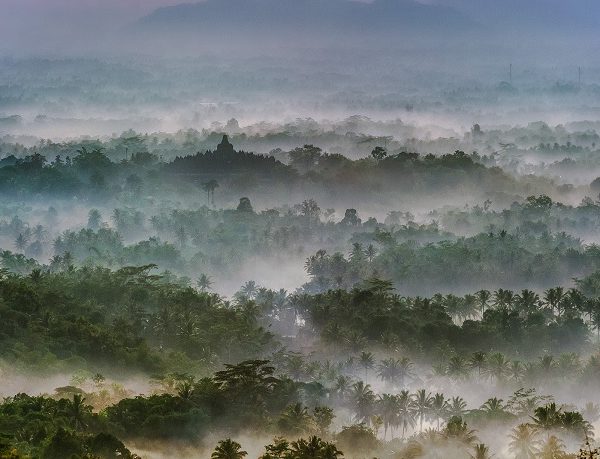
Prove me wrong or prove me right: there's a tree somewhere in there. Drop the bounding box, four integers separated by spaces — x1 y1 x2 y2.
277 403 314 436
443 416 478 446
448 396 468 418
476 290 491 317
203 180 219 207
377 394 398 439
67 394 90 431
197 273 213 292
337 425 378 457
15 233 29 252
351 381 375 423
87 209 102 230
313 406 335 437
470 352 487 377
509 424 539 459
359 352 375 383
211 439 248 459
431 393 448 429
340 209 361 226
289 436 343 459
413 389 433 432
397 390 416 438
378 357 414 388
371 146 388 161
538 436 566 459
472 443 492 459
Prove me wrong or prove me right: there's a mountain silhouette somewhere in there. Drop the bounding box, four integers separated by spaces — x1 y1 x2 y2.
137 0 476 38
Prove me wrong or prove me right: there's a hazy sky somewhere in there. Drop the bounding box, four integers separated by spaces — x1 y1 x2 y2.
1 0 598 57
0 0 185 53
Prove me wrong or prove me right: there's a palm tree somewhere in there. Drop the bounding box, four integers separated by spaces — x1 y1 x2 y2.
240 280 258 299
278 403 314 436
289 436 343 459
15 233 29 252
67 394 89 431
377 357 414 388
197 273 213 292
485 353 510 383
448 355 470 380
538 436 566 459
444 416 478 446
202 179 219 207
359 351 375 383
508 424 539 459
413 389 433 432
332 375 353 401
544 287 564 316
470 352 487 377
87 209 102 230
532 403 561 430
398 390 416 439
480 398 506 420
364 244 377 262
377 394 398 439
431 393 448 429
510 361 524 383
493 289 515 310
211 439 247 459
472 444 492 459
351 381 375 424
516 290 540 315
448 396 468 418
476 290 491 317
462 294 479 320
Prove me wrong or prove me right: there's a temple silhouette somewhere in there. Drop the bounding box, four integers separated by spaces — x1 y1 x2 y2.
216 134 234 154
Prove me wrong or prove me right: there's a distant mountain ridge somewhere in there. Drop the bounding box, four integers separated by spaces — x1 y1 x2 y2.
422 0 600 30
137 0 476 36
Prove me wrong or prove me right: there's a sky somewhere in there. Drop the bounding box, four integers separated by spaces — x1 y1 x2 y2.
1 0 599 57
0 0 186 53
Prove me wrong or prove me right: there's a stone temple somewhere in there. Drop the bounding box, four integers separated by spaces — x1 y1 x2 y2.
216 134 235 154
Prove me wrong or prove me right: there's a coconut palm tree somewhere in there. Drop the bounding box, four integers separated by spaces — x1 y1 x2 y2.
378 357 414 388
197 273 213 292
537 435 567 459
448 396 468 418
398 390 416 439
481 397 507 420
67 394 89 431
470 352 487 378
516 290 540 315
508 424 539 459
471 443 492 459
202 179 219 207
431 393 448 429
332 375 353 402
211 439 247 459
351 381 375 424
476 290 491 317
448 355 470 380
377 394 398 439
485 353 510 383
359 351 375 383
277 403 314 436
444 416 478 446
413 389 433 432
544 287 564 316
493 289 515 310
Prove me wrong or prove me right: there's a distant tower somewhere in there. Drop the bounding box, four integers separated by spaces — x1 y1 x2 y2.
216 134 234 154
509 63 512 84
579 66 582 87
